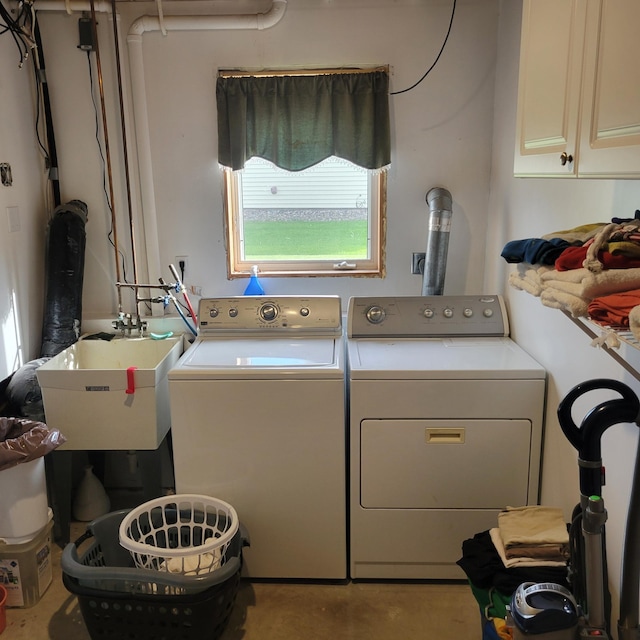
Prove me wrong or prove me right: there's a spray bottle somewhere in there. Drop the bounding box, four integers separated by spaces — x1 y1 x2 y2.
244 265 265 295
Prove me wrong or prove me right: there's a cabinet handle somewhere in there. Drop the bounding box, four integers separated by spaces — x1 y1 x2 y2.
560 152 574 166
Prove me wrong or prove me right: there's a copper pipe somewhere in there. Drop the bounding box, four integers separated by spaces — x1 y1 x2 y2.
110 0 140 316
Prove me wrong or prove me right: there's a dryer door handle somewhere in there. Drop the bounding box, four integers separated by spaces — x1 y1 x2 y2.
425 428 465 444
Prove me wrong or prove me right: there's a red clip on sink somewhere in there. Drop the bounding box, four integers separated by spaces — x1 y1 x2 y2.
126 366 138 394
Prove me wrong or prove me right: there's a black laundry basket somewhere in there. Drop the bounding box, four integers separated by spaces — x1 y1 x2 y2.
61 509 247 640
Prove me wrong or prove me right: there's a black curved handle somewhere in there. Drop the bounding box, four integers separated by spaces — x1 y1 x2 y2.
558 379 640 497
558 379 639 455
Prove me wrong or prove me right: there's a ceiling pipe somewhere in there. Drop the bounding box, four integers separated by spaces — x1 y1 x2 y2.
35 0 288 314
35 1 112 11
129 2 288 36
126 0 287 302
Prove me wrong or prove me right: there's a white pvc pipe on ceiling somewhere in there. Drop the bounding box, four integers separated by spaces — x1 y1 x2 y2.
35 0 288 310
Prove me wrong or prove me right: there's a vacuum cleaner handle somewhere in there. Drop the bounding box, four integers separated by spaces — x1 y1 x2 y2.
558 379 640 497
558 379 639 452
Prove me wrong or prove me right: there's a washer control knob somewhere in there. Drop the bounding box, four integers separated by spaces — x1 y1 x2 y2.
443 307 454 318
260 303 278 322
300 307 310 317
366 305 386 324
463 308 473 318
483 308 494 318
423 308 435 319
229 307 238 318
209 307 219 318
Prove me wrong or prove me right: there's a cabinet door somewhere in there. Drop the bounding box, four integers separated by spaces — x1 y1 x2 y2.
514 0 587 177
577 0 640 178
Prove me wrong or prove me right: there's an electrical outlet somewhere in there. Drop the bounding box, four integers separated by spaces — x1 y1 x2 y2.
412 252 425 275
175 255 188 281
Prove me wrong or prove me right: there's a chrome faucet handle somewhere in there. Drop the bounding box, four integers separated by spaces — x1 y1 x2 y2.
112 314 126 336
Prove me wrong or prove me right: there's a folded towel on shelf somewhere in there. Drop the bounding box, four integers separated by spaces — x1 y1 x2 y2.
501 238 570 265
498 506 569 547
540 287 590 318
583 221 640 272
630 306 640 342
555 246 640 272
489 528 568 569
508 263 552 297
541 222 607 244
540 267 640 300
588 289 640 328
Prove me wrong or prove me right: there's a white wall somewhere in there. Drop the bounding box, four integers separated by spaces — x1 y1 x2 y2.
488 0 640 629
32 0 499 319
0 37 49 380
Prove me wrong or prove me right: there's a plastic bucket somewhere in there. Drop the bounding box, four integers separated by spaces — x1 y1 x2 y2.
0 458 48 543
0 583 7 634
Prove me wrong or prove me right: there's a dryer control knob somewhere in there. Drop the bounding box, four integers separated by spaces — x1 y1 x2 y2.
423 308 435 319
443 308 454 318
229 307 238 318
463 308 473 318
483 308 494 318
209 308 219 318
300 307 310 317
366 305 386 324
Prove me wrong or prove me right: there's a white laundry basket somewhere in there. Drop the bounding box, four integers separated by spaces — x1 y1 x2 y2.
118 494 238 576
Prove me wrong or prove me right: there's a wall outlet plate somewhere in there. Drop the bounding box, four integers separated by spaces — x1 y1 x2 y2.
412 252 425 275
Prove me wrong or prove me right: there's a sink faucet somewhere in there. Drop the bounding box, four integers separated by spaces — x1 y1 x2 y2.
112 312 147 337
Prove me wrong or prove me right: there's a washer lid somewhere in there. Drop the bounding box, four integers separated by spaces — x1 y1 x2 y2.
170 337 343 379
348 337 545 380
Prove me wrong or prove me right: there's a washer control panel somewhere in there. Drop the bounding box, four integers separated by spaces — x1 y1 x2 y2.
198 296 342 335
348 295 508 338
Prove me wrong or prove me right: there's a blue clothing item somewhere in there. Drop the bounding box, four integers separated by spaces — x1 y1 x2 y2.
501 238 570 265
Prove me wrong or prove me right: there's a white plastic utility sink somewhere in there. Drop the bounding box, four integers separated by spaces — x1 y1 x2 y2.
36 336 183 450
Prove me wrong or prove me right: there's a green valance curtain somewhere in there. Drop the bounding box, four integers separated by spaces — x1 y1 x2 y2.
216 70 390 172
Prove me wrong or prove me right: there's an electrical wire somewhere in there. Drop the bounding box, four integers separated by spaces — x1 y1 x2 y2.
1 0 58 211
0 0 36 67
390 0 457 96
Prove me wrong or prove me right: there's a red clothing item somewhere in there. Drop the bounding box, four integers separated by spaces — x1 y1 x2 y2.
556 246 640 271
588 289 640 327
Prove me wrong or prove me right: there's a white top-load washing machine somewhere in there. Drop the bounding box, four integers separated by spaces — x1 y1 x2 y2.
168 296 346 579
347 295 546 580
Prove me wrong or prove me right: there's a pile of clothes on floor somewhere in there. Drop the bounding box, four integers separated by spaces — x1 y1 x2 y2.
503 213 640 340
457 506 570 640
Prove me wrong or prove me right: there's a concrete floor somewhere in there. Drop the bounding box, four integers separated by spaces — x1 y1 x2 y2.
4 523 482 640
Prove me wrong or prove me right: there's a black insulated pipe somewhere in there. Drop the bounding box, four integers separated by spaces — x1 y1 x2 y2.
33 16 61 208
40 200 88 358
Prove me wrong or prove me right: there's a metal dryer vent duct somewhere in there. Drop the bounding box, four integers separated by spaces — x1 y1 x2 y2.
421 187 452 296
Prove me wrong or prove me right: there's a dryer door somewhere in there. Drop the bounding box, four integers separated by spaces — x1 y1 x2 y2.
360 419 531 508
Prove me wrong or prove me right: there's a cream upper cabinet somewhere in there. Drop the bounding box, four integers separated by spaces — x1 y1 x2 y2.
577 0 640 177
514 0 640 179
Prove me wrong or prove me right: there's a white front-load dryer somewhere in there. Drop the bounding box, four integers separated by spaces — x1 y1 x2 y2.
168 296 346 579
347 295 546 580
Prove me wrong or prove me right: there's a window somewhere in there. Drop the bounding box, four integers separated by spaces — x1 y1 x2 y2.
217 68 390 277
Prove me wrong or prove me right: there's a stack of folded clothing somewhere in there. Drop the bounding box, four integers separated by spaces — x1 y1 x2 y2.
504 216 640 339
491 506 570 568
457 506 571 640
